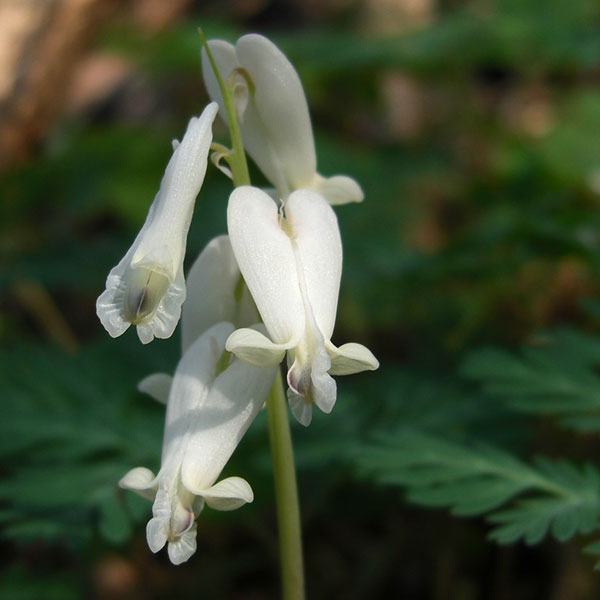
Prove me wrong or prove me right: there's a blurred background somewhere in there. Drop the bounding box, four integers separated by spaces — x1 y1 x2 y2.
2 0 600 598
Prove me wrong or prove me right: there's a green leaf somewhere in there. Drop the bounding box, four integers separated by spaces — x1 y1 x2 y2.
0 339 167 545
462 329 600 431
358 431 600 545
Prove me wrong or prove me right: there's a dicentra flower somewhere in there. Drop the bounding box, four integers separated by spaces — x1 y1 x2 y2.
96 102 218 344
202 34 363 205
226 186 379 426
120 321 276 564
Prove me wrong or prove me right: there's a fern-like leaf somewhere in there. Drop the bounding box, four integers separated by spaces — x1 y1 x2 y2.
358 431 600 545
462 329 600 431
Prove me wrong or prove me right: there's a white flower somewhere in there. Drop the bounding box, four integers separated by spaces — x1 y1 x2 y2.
225 186 379 426
96 102 219 344
201 34 364 205
120 321 276 565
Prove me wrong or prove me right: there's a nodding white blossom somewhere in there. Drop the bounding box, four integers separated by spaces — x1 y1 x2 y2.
225 186 379 426
96 102 219 344
201 34 364 205
120 321 276 565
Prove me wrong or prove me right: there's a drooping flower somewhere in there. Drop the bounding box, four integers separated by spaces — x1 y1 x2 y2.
201 34 363 205
120 321 276 564
96 102 219 344
225 186 379 426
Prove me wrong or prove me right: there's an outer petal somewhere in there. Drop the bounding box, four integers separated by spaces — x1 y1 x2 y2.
181 349 276 493
199 476 254 511
227 186 305 345
96 103 218 344
137 373 172 404
160 322 234 466
96 229 152 340
226 327 288 367
285 189 342 340
235 34 316 192
119 467 157 501
312 173 365 205
328 342 380 375
133 104 219 272
181 235 257 352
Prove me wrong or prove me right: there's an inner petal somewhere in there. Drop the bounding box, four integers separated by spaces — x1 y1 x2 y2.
168 478 197 541
287 331 336 417
282 210 338 419
124 266 170 324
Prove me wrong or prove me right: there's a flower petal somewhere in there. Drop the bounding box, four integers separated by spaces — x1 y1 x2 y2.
146 488 170 553
328 342 380 376
119 467 157 501
287 344 336 421
226 327 288 366
167 523 198 565
227 186 305 345
96 104 218 344
234 34 316 193
199 476 254 511
285 189 342 339
181 350 276 493
133 104 218 270
310 351 337 414
312 173 364 205
137 373 172 404
160 322 235 466
287 391 313 427
181 235 257 352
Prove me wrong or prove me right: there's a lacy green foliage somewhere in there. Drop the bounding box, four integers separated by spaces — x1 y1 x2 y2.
0 342 510 549
358 329 600 565
0 340 169 545
2 1 600 592
462 328 600 431
358 431 600 546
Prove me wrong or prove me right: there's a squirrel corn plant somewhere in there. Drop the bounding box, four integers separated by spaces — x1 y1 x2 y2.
96 30 378 599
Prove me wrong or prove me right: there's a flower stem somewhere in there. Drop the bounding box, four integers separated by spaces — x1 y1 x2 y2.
198 28 250 187
200 28 303 594
266 369 305 600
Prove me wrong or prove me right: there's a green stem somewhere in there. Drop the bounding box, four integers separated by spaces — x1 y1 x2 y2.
198 28 250 187
200 28 303 594
266 369 305 600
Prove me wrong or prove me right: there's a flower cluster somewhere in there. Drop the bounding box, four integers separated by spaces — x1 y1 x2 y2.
97 33 378 564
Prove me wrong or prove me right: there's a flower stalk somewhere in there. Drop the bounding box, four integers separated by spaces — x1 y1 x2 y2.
198 28 250 187
200 34 305 597
266 369 305 600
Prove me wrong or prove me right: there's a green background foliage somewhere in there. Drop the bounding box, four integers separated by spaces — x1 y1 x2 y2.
2 0 600 597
